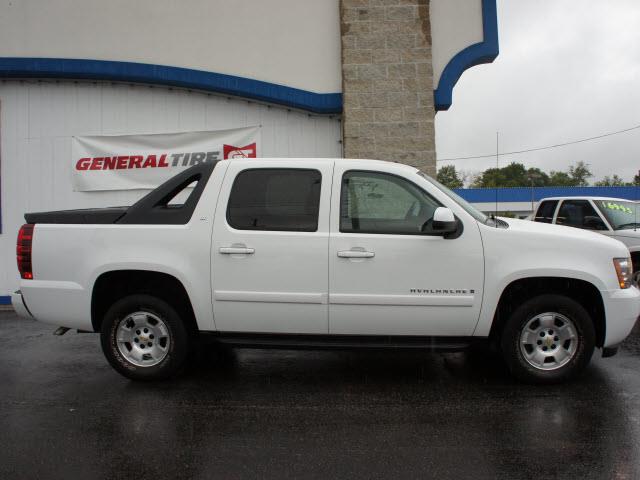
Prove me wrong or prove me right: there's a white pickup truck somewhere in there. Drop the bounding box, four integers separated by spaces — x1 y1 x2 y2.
12 159 640 383
534 196 640 283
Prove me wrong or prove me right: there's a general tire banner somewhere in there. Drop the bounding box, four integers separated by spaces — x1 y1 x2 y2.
72 126 260 191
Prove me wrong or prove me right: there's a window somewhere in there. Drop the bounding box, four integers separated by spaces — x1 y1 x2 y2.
227 168 321 231
340 171 441 235
556 200 602 229
534 200 559 223
596 200 640 230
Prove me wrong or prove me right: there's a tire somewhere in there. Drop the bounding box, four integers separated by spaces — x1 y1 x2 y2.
100 294 191 381
500 294 595 384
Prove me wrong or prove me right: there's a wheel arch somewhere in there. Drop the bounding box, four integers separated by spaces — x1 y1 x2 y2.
91 269 198 335
488 277 605 348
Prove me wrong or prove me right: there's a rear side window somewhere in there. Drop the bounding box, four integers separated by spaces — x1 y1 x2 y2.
227 168 321 232
534 200 558 223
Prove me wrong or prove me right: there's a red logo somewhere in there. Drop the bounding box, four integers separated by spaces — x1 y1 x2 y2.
223 143 257 159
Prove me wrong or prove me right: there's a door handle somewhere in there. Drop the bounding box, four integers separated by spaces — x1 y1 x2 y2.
337 250 375 258
219 247 255 255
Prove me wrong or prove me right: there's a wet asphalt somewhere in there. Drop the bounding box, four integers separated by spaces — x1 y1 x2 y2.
1 311 640 479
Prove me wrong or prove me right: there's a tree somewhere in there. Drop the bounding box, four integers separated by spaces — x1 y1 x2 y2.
548 170 576 186
525 167 550 187
568 161 592 186
471 162 549 188
548 162 593 186
436 165 463 189
595 174 626 187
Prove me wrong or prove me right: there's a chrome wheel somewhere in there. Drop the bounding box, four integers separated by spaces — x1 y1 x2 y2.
115 311 171 367
519 312 578 371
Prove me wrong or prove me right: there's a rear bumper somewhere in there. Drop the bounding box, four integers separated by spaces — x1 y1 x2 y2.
603 287 640 347
11 291 33 319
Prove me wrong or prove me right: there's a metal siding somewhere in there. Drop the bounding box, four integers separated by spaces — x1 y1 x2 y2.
0 80 342 296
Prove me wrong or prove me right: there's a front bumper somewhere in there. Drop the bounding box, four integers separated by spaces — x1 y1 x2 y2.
11 290 33 319
604 286 640 347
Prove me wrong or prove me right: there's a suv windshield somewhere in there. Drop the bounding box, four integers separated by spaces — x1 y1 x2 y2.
416 171 489 224
596 200 640 230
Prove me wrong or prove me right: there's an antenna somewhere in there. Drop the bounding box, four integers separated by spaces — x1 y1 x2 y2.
495 131 499 226
633 170 640 232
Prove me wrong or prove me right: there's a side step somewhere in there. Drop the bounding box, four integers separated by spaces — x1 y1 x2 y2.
209 333 479 351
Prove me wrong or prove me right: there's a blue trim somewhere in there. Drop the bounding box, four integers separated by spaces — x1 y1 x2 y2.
454 186 640 204
434 0 499 111
0 296 10 306
0 58 343 114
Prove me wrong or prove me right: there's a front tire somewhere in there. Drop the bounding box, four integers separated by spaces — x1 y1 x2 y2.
100 294 191 381
500 294 595 384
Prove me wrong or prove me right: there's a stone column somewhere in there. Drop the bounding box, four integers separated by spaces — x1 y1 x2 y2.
340 0 436 175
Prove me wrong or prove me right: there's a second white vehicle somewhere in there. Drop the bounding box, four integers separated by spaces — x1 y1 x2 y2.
534 196 640 282
12 159 640 383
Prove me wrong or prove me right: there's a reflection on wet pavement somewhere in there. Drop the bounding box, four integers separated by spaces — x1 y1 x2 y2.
1 312 638 479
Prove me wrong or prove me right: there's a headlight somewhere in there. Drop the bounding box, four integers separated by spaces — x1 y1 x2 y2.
613 257 633 289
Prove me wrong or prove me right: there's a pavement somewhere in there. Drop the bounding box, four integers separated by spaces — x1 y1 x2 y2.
1 311 640 480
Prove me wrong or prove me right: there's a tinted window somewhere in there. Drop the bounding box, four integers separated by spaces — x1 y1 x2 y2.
556 200 601 229
341 171 441 235
228 169 321 231
534 200 558 223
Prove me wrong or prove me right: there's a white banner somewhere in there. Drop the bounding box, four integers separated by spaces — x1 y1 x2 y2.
72 126 261 191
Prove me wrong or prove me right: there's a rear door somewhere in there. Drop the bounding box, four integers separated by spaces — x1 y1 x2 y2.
211 160 333 334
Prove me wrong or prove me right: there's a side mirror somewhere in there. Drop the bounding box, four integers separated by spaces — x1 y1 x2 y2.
433 207 458 235
583 215 606 230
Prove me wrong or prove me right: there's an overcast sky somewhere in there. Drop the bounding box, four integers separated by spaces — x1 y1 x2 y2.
435 0 640 184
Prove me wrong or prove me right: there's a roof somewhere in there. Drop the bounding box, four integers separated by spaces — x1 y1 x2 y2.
453 186 640 203
537 196 630 202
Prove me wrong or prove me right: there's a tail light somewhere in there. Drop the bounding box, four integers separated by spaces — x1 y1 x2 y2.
17 224 35 280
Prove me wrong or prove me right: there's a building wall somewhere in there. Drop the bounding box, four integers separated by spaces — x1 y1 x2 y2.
0 80 342 297
0 0 342 95
339 0 436 175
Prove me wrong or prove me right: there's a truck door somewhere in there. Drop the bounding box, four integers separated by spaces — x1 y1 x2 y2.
211 160 332 334
328 165 484 336
556 199 612 234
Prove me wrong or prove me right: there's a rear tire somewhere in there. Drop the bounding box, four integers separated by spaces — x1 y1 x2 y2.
100 294 191 381
500 294 595 384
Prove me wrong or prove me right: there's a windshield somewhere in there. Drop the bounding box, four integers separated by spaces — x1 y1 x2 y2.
416 171 489 223
595 200 640 230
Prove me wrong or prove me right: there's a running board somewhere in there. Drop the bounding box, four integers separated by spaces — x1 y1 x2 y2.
209 333 480 351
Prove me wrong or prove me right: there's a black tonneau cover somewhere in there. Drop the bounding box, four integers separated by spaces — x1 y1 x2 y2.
25 207 128 224
24 162 217 225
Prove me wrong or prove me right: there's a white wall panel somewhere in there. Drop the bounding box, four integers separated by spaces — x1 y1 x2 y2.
0 0 342 94
0 80 342 296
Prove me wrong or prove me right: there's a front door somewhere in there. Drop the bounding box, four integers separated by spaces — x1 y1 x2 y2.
211 160 332 334
328 165 484 336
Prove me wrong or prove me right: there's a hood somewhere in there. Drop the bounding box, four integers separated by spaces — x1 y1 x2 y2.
493 217 630 255
614 228 640 240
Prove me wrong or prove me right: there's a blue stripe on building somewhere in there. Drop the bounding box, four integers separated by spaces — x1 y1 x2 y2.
454 186 640 203
0 57 343 114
